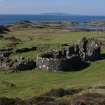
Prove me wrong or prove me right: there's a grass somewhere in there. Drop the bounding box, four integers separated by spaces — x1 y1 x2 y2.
0 27 105 99
0 60 105 99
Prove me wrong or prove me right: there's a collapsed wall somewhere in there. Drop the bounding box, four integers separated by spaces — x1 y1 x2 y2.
0 54 36 71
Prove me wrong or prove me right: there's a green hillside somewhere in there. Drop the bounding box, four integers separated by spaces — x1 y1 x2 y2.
0 26 105 99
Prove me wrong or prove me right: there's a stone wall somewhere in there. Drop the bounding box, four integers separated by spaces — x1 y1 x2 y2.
36 55 84 71
0 56 36 71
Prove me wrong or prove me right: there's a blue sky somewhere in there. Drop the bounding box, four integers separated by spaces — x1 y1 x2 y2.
0 0 105 16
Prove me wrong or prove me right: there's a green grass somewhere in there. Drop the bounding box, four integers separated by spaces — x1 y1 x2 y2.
0 60 105 99
0 28 105 99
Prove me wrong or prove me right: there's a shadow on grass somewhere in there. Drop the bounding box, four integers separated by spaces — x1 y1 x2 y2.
89 54 105 62
61 62 90 72
99 54 105 60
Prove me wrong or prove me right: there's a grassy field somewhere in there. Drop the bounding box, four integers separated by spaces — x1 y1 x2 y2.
0 27 105 99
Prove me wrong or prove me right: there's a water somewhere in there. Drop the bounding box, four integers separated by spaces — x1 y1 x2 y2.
0 14 105 25
65 26 105 31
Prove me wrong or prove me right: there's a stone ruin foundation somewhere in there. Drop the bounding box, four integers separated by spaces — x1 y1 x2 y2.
0 55 36 71
36 37 101 71
0 37 102 71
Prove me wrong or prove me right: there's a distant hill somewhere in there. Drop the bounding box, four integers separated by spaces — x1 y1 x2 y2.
39 13 72 16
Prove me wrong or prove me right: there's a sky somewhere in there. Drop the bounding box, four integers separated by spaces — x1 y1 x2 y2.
0 0 105 16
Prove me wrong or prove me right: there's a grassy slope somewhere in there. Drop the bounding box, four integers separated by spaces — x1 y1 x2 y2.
0 28 105 99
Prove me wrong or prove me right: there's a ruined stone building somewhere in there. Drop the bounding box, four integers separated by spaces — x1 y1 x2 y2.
36 37 101 71
0 37 102 71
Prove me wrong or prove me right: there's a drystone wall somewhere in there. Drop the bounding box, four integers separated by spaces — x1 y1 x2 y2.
36 55 84 71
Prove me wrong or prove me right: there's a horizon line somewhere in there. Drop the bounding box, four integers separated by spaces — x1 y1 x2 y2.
0 13 105 17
